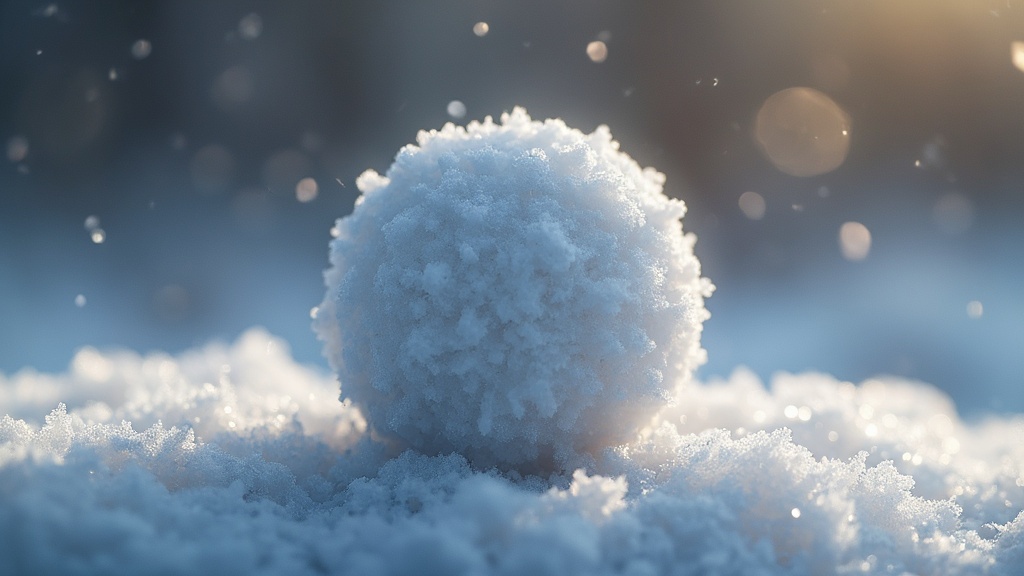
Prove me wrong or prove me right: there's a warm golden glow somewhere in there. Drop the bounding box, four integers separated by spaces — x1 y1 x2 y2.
586 41 608 63
839 221 871 261
755 87 850 177
1013 41 1024 73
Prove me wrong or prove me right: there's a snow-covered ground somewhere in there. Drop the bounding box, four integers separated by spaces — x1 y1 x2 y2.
2 330 1021 574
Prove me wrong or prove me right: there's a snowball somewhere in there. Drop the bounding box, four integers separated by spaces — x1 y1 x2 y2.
316 108 712 470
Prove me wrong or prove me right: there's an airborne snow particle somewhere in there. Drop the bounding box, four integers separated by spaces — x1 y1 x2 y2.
316 108 711 471
238 13 263 40
90 229 106 244
967 300 983 319
587 40 608 63
446 100 466 119
738 191 766 220
472 22 489 37
295 177 319 202
839 221 870 261
131 39 152 60
74 294 86 307
6 136 29 162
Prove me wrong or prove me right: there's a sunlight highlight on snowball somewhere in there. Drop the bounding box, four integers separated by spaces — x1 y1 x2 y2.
738 191 766 220
238 13 263 40
446 100 466 119
967 300 983 319
587 40 608 63
472 21 489 37
839 221 871 261
755 87 850 177
295 177 318 202
6 136 28 162
131 39 152 60
1013 41 1024 73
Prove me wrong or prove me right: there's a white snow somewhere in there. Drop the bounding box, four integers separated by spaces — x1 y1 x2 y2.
2 109 1022 575
315 108 711 471
2 340 1021 575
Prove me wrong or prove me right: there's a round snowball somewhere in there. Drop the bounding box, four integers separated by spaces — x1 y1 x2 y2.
316 108 711 470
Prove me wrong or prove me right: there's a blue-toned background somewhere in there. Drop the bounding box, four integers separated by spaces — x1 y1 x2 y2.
2 1 1022 414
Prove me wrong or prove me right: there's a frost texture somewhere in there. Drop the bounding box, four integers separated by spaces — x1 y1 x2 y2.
2 337 1023 575
316 108 712 470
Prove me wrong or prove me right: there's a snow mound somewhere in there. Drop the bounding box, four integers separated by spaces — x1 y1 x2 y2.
316 107 712 470
1 338 1022 575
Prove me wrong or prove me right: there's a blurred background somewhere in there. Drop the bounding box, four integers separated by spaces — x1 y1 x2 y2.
2 1 1022 415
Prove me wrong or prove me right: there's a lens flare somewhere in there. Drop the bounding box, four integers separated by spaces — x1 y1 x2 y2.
738 191 766 220
755 87 850 177
587 41 608 63
838 221 871 261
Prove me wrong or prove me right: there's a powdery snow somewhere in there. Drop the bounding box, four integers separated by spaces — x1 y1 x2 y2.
2 109 1022 574
1 336 1021 575
316 108 712 471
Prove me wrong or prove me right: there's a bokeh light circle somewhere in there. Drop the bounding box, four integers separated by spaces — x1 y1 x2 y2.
754 87 850 177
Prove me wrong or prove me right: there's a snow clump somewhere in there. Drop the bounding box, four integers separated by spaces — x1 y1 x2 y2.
316 108 712 470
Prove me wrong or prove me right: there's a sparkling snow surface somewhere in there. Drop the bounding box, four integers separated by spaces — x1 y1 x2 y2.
2 110 1022 575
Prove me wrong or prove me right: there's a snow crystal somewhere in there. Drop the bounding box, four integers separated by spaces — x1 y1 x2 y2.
315 108 712 470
